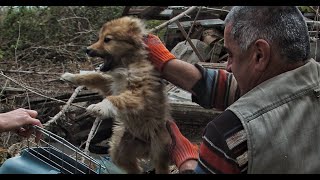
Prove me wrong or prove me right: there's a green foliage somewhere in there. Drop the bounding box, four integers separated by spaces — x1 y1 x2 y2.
298 6 315 13
0 6 125 63
146 20 167 40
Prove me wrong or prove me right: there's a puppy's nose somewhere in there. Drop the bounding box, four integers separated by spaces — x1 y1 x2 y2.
86 47 92 56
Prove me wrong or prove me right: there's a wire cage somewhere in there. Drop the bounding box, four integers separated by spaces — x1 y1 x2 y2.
0 125 110 174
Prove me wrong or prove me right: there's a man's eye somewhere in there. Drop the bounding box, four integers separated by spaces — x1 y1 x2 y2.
104 37 111 43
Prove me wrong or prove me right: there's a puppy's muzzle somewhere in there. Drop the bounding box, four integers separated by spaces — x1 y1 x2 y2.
86 47 114 72
86 47 101 57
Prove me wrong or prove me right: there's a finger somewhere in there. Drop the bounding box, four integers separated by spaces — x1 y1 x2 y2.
14 127 24 135
21 129 34 138
25 109 38 118
32 119 43 128
166 120 177 151
31 119 43 143
34 129 43 143
15 127 31 138
166 120 179 134
166 120 174 135
16 125 42 143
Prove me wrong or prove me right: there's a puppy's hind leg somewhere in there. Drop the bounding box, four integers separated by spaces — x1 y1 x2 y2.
150 127 171 174
109 131 147 174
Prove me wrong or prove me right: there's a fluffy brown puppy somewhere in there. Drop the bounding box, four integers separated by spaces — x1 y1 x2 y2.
61 16 171 174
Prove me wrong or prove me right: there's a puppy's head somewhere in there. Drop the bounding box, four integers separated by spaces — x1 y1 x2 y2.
86 16 148 72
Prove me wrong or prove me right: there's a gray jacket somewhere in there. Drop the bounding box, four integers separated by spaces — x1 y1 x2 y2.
228 59 320 173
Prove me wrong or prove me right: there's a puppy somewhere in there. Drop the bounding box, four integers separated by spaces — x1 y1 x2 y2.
61 16 172 174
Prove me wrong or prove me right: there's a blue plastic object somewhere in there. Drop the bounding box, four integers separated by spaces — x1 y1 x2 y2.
0 147 96 174
95 155 125 174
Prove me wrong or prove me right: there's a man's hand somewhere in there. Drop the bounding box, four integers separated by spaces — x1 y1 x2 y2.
143 34 176 72
0 108 43 142
166 119 199 169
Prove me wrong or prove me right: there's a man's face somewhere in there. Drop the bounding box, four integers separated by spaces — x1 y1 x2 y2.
224 24 257 95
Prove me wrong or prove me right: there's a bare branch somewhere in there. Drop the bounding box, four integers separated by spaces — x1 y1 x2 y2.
185 6 202 45
306 20 320 25
0 71 86 110
0 69 61 75
14 21 21 64
83 117 103 161
44 86 85 128
150 6 199 33
176 21 204 61
200 6 230 13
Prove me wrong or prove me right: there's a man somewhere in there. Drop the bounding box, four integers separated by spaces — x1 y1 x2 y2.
0 108 43 142
145 6 318 173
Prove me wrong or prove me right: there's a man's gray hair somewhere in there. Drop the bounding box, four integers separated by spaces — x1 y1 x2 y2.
225 6 310 62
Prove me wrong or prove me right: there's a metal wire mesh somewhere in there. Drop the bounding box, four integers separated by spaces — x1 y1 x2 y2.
25 125 107 174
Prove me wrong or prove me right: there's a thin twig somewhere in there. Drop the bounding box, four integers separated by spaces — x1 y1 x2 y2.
58 16 93 31
175 21 204 61
305 20 320 25
4 132 11 147
0 79 9 97
185 6 202 45
82 117 103 161
314 6 319 62
58 17 91 22
0 71 86 110
200 6 230 13
14 21 21 64
308 6 316 13
44 86 85 128
26 91 31 110
150 6 198 33
0 69 61 75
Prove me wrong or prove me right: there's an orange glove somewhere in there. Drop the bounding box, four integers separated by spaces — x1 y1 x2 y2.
166 119 199 169
143 34 176 72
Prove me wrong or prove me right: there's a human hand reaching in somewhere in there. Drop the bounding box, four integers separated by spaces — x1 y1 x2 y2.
143 34 176 72
0 108 43 142
166 119 199 170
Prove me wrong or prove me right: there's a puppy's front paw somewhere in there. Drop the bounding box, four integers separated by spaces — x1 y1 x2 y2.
86 99 117 119
61 72 76 83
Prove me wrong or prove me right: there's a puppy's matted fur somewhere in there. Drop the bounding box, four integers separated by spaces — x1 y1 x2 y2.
61 16 171 174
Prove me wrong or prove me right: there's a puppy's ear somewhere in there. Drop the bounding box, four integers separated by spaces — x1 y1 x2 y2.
127 17 146 34
127 18 145 47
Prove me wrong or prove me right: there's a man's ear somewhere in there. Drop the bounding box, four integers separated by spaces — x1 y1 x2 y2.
253 39 270 72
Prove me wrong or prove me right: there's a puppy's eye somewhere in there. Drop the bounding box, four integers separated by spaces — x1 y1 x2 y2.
104 37 111 43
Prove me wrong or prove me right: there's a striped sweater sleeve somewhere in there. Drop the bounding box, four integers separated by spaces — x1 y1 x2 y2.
194 110 248 174
191 64 240 110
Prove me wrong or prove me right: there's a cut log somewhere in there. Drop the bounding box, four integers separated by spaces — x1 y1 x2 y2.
170 101 222 126
197 62 227 69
